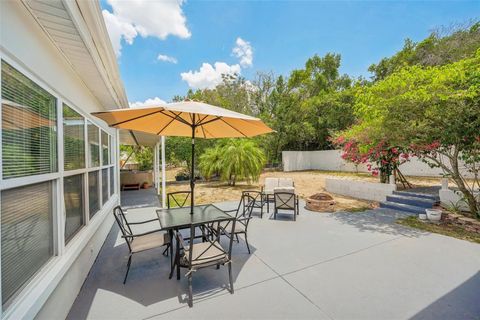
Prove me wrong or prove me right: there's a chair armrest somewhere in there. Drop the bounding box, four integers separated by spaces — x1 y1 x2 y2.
223 209 238 214
237 216 252 222
122 228 165 238
128 218 158 225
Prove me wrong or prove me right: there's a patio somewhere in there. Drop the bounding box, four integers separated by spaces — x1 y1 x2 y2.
68 191 480 319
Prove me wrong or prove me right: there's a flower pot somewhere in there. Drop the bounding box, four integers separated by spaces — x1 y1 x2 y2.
425 209 442 222
418 213 427 221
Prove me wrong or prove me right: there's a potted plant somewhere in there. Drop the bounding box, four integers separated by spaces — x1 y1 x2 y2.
425 208 442 222
142 181 149 189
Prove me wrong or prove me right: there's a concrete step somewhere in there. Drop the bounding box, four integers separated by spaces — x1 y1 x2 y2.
379 201 426 214
393 190 439 201
386 194 435 208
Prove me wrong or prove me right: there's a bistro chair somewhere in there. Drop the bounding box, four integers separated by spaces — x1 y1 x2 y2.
174 218 236 307
167 191 191 208
113 206 171 284
273 189 299 221
262 178 295 212
242 190 265 217
167 190 210 241
219 194 256 253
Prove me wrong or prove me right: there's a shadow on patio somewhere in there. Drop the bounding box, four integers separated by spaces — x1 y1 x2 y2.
332 208 428 237
67 197 255 319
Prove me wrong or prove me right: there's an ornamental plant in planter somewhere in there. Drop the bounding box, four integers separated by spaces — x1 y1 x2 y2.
425 208 442 222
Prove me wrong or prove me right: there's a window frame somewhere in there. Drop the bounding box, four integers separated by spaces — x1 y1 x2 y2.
0 53 118 315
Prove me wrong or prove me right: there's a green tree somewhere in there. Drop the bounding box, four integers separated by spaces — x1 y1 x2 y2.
368 21 480 81
343 51 480 217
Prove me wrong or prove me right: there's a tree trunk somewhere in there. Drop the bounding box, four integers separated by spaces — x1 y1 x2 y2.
449 154 479 218
425 149 479 218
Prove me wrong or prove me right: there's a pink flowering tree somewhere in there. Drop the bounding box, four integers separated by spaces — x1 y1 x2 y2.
335 137 410 183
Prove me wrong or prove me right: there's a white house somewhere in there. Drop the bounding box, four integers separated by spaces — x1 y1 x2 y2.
0 1 130 318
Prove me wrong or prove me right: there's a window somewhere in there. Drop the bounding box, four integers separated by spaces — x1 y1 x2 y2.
102 168 108 204
1 181 54 307
110 135 115 164
64 175 84 243
87 122 99 167
1 60 57 179
110 166 114 196
101 131 109 166
88 171 99 218
63 104 85 170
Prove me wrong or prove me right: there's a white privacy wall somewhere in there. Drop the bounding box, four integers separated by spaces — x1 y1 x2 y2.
325 179 397 202
282 150 474 177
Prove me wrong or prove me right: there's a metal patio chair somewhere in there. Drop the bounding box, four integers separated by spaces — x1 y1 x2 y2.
167 191 191 208
175 218 236 307
242 190 265 217
113 206 171 284
273 190 299 221
167 190 210 241
218 194 256 253
262 177 295 212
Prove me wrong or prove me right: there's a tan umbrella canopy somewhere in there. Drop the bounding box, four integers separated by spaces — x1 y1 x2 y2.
92 100 273 212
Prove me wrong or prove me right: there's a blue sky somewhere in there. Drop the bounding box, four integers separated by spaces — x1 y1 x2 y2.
100 1 479 105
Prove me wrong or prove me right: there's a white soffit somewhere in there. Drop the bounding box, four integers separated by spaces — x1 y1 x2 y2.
119 130 160 147
22 0 128 110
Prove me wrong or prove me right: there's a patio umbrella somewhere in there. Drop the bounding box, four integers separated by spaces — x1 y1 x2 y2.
92 100 273 213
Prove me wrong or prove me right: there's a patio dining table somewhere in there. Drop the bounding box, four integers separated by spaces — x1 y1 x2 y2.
156 204 235 279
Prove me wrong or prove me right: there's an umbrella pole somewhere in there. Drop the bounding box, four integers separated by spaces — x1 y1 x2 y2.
190 118 195 214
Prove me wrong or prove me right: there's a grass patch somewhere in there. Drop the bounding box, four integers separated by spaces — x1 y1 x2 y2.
344 206 372 213
397 216 480 244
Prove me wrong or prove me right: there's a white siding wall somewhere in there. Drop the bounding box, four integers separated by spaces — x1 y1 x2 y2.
1 2 119 319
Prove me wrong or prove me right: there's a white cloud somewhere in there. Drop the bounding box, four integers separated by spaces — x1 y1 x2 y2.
180 62 241 90
157 54 178 64
129 97 167 109
232 37 253 67
103 0 191 57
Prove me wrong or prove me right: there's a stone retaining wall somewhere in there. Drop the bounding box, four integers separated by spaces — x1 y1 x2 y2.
442 213 480 234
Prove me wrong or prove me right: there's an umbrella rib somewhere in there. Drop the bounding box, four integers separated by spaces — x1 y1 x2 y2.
197 116 222 126
196 115 209 126
110 110 163 127
159 110 191 127
155 110 185 135
200 125 207 138
220 118 247 137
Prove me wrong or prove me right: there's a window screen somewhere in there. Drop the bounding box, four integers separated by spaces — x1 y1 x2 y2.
101 131 109 166
88 171 99 218
1 181 54 306
110 166 114 196
87 122 99 167
63 104 85 170
1 60 57 179
64 174 84 243
102 168 108 204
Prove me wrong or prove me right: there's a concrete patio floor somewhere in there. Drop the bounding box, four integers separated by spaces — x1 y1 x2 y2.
68 197 480 320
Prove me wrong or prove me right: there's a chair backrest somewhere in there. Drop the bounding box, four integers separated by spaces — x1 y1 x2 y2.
274 191 296 210
278 178 294 188
183 217 236 266
167 191 191 208
113 206 133 251
264 178 279 191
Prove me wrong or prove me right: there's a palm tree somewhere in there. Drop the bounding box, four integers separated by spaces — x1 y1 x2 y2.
198 145 223 180
199 139 266 186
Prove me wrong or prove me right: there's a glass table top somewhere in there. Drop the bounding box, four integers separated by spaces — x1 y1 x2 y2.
156 204 234 230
